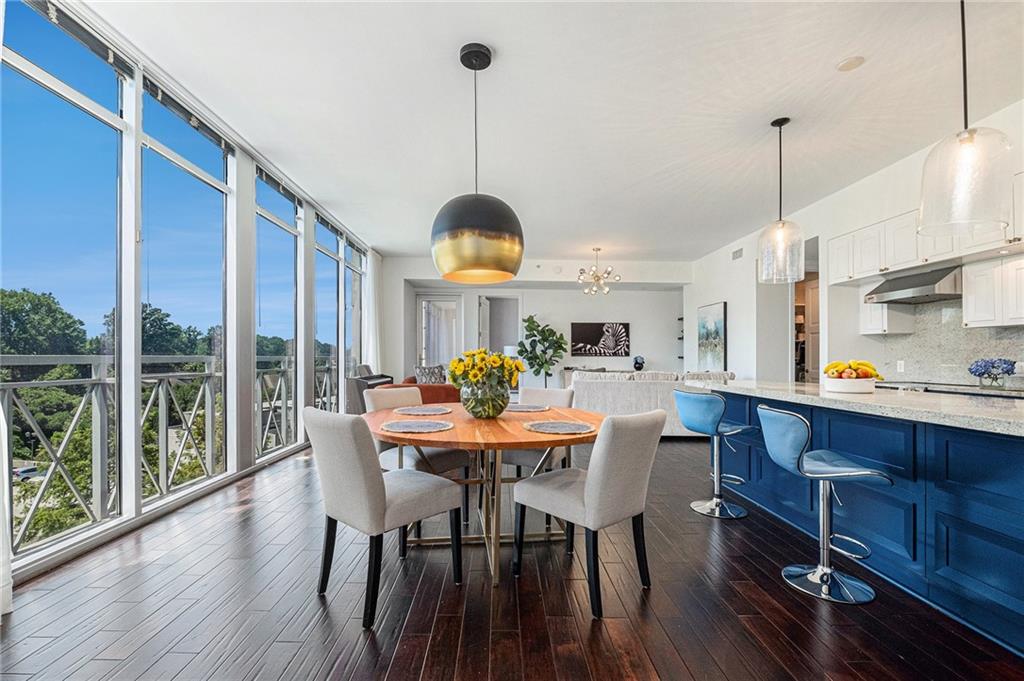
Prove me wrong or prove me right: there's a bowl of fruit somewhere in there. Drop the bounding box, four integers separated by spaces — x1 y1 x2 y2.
822 360 883 393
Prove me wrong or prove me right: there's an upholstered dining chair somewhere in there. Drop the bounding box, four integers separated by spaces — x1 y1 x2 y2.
303 408 463 629
363 387 472 524
502 387 575 476
511 409 666 618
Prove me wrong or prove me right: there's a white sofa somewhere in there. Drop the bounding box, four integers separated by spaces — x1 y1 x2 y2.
570 370 734 437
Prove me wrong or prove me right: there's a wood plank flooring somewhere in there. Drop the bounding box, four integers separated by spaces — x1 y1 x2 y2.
2 439 1022 680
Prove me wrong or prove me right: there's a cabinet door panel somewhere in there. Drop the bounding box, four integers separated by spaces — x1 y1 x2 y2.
828 235 853 284
919 233 957 263
884 211 919 271
1004 255 1024 326
958 223 1008 254
962 260 1002 327
852 224 884 278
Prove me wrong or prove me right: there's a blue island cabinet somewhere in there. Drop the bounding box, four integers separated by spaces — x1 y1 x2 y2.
713 391 1024 656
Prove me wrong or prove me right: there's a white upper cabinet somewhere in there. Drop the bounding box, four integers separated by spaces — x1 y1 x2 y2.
827 234 854 284
1003 254 1024 326
883 211 919 271
858 284 914 335
919 232 957 264
958 223 1009 255
852 222 884 278
962 259 1003 327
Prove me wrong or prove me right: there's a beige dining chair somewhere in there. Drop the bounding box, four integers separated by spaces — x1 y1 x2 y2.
511 409 666 618
502 387 575 475
304 407 463 629
363 387 472 524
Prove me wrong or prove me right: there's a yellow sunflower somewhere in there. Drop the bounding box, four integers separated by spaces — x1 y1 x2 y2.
511 372 519 388
488 355 502 368
503 356 513 369
468 369 481 382
454 360 466 376
515 359 526 372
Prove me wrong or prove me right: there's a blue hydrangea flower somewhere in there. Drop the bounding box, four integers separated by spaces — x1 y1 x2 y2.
969 358 1017 378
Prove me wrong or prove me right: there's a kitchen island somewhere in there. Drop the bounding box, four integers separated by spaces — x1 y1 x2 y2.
704 381 1024 655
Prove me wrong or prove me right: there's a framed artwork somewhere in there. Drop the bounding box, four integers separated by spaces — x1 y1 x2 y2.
697 302 727 371
570 322 630 357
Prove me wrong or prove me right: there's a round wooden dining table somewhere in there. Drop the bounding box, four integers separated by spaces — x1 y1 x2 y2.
363 402 605 585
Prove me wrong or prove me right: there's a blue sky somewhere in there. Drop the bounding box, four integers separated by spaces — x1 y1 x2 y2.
1 1 326 349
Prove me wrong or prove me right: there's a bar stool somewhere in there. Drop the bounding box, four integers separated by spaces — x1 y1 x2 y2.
757 404 893 604
673 389 757 519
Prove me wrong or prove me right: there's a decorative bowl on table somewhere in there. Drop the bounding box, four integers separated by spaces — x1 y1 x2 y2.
822 360 881 394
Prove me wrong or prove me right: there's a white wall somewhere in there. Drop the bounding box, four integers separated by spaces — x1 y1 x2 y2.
381 256 690 382
684 99 1024 380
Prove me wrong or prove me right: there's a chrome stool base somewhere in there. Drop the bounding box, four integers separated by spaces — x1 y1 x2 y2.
690 498 747 519
781 564 876 604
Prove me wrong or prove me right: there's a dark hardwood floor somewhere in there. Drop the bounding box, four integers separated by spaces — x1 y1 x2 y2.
2 439 1022 680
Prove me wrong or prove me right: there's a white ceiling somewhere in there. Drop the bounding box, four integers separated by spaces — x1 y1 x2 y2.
84 1 1022 261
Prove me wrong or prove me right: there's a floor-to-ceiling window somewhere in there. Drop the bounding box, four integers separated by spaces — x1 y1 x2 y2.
255 170 299 456
314 217 342 412
139 80 228 501
343 242 366 378
0 1 124 553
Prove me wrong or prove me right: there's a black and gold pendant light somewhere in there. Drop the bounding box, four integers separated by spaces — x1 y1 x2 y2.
431 43 524 284
918 0 1013 236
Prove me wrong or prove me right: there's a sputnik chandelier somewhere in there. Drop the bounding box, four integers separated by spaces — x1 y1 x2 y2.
578 248 622 295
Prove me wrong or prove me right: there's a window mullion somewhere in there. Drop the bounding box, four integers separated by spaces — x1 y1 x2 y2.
118 67 143 519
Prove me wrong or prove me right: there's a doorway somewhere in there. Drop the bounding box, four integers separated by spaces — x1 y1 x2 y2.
794 238 820 382
416 295 461 368
479 296 521 355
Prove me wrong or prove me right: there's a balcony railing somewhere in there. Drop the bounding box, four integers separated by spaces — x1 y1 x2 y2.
256 355 295 457
0 354 223 555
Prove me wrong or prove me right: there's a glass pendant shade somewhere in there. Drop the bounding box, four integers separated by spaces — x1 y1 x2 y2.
918 126 1013 237
758 219 805 284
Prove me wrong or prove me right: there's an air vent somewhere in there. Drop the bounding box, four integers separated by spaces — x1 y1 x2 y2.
732 248 744 261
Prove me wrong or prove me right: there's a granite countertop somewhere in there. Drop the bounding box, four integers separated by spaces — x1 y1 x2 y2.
705 381 1024 437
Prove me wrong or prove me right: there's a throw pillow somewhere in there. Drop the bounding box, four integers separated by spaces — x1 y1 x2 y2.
414 364 447 384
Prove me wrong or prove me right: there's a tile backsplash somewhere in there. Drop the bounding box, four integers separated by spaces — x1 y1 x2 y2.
872 301 1024 387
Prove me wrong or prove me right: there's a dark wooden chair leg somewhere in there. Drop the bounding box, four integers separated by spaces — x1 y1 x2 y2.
462 465 470 523
585 529 602 619
565 522 575 555
414 520 422 539
399 524 408 559
363 534 383 629
515 465 522 478
632 513 651 588
449 508 463 585
512 503 526 577
317 516 337 595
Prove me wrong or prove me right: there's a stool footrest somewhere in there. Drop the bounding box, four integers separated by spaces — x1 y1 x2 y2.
829 533 871 560
708 472 746 485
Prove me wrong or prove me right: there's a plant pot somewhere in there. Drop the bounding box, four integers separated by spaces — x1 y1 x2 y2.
460 381 510 419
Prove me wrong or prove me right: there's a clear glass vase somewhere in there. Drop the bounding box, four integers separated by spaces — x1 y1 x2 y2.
460 381 510 419
978 374 1006 389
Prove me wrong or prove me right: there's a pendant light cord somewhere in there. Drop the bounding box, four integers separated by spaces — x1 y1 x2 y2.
960 0 969 130
474 70 479 194
777 124 783 222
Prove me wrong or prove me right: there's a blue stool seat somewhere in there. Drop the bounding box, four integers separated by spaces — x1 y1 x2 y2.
757 404 893 605
800 449 892 482
674 390 756 520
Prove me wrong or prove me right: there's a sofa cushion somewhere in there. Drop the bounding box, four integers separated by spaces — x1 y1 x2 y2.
575 371 633 381
634 371 678 381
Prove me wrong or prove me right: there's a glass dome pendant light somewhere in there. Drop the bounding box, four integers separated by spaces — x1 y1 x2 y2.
918 0 1013 237
431 43 524 284
757 117 805 284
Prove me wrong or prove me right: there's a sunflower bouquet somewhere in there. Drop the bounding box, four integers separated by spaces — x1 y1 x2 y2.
448 349 526 418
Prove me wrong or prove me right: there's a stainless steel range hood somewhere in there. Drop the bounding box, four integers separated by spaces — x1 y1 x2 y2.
864 266 962 304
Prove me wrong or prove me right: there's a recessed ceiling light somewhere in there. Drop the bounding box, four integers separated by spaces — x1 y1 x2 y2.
1000 249 1010 254
836 56 866 72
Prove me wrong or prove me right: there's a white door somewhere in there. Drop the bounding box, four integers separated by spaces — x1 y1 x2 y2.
962 260 1002 328
883 211 919 271
1003 254 1024 326
852 223 884 278
828 235 853 284
417 296 461 367
478 297 491 350
806 278 820 333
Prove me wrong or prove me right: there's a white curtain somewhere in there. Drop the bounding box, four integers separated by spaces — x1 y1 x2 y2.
362 249 384 374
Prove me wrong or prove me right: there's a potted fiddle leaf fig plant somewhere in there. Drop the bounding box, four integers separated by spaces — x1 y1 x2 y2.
517 315 568 388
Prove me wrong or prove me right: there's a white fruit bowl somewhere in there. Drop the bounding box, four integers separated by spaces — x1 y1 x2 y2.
823 377 876 394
